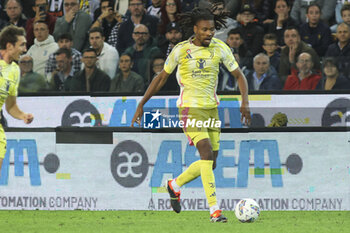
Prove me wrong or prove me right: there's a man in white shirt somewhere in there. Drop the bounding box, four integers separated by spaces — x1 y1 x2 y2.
89 26 119 79
27 21 59 78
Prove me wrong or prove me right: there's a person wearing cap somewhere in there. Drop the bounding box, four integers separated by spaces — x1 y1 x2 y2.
236 4 264 56
158 22 183 58
316 57 350 90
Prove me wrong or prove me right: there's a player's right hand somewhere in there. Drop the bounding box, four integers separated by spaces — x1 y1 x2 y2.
131 104 143 127
240 102 251 126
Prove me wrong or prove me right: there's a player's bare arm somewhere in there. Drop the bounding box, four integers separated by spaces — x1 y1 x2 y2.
5 96 34 124
131 70 170 127
231 68 251 126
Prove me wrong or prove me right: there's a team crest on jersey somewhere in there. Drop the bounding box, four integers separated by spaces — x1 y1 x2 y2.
196 59 206 69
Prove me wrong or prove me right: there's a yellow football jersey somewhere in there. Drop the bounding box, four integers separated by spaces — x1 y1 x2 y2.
164 37 238 108
0 60 20 109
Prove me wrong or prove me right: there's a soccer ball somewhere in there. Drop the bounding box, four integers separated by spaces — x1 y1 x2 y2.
234 199 260 223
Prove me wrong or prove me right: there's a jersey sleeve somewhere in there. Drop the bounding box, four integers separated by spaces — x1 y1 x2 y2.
8 65 20 96
221 42 239 72
163 44 180 74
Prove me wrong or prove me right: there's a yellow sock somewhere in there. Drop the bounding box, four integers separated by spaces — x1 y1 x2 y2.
175 160 201 187
200 160 217 207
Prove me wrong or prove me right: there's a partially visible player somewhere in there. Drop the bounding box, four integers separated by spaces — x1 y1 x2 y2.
0 25 34 172
131 7 251 222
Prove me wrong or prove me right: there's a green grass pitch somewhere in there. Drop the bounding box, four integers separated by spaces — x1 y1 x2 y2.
0 210 349 233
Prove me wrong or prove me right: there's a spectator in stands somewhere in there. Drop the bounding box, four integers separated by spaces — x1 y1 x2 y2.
18 54 48 93
211 0 238 42
340 4 350 27
317 57 350 90
299 3 332 57
90 0 123 43
158 22 182 58
106 17 126 50
53 0 92 52
4 0 27 29
262 33 280 72
158 0 181 35
49 48 75 91
150 54 179 92
27 21 59 77
284 52 321 90
219 28 253 91
88 27 119 79
117 0 158 54
70 48 111 92
246 53 282 90
279 26 320 84
326 23 350 57
147 0 162 19
226 28 253 70
290 0 336 25
26 0 57 48
124 24 162 86
331 2 350 32
261 0 279 24
265 0 296 46
45 33 82 82
325 23 350 77
237 0 270 23
236 4 264 56
150 56 165 79
110 53 144 93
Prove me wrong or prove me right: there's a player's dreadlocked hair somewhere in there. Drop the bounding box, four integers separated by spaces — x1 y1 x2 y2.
178 6 229 39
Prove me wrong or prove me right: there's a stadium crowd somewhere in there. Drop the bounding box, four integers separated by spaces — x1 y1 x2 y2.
2 0 350 93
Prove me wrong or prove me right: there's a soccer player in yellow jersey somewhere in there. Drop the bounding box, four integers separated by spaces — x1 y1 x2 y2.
0 25 34 172
131 8 251 222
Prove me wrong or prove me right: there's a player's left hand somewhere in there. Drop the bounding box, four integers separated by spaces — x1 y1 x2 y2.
23 113 34 124
240 102 251 126
131 104 143 127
